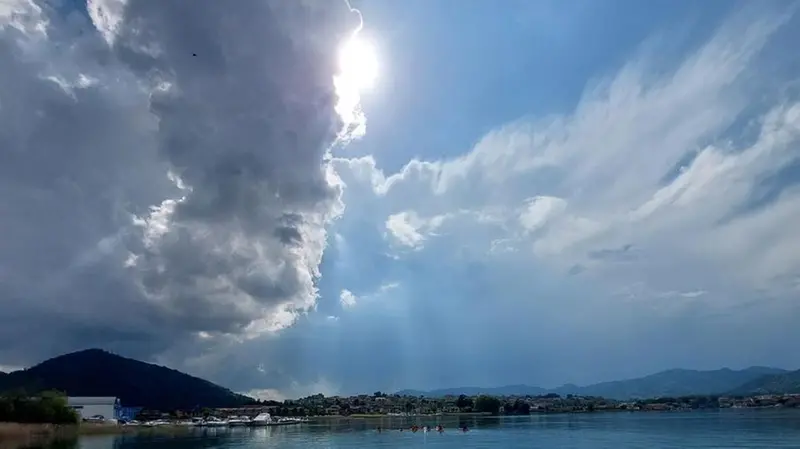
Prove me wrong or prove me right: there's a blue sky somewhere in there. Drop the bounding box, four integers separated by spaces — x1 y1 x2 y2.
287 0 800 397
1 0 800 400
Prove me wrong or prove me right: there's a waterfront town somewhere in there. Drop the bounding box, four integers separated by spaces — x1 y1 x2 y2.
136 392 800 420
2 389 800 435
274 392 800 416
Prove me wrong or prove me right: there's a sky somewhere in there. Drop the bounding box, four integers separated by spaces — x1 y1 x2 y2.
1 0 800 400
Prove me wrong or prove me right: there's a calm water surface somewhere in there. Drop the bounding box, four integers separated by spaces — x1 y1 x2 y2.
26 410 800 449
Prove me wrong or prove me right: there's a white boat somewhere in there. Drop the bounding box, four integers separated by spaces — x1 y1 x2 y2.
249 413 272 427
144 419 170 427
270 416 307 425
228 416 249 427
200 417 229 427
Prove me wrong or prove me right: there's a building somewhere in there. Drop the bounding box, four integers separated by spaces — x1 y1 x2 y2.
67 397 121 420
117 406 143 421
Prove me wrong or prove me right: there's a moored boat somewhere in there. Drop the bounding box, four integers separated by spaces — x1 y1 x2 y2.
228 416 249 427
249 412 272 427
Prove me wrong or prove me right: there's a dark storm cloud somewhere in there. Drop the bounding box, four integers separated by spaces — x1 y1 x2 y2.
0 0 360 366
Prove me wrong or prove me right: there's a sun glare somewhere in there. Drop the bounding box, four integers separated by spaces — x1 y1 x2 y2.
333 35 379 140
337 37 378 91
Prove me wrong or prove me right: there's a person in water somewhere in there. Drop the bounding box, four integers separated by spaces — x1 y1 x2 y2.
462 425 469 432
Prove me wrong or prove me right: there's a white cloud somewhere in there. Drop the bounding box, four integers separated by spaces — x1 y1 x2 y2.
0 364 23 373
385 212 425 248
384 211 448 249
243 388 287 402
339 289 358 308
245 377 339 401
377 281 400 293
334 4 800 316
518 196 566 234
336 281 399 311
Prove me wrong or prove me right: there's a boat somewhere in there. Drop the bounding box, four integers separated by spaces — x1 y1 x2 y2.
270 416 308 426
199 417 229 427
228 416 249 427
143 419 170 427
249 413 272 427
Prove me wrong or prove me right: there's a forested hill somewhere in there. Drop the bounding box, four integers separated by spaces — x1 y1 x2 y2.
554 367 787 399
398 366 788 399
729 369 800 395
0 349 254 410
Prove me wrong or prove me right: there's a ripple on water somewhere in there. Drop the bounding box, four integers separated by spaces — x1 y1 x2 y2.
11 410 800 449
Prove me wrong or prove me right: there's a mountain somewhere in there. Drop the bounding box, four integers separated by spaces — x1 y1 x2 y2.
0 349 254 410
553 367 787 399
728 369 800 395
396 367 788 399
397 384 547 397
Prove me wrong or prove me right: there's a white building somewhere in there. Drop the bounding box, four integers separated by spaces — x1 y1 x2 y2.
67 397 120 420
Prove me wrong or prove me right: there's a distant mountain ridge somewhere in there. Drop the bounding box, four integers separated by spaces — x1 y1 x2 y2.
397 367 789 400
398 384 548 398
0 349 254 410
729 369 800 395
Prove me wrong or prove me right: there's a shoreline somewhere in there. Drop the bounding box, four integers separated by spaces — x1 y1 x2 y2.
315 412 493 419
2 407 794 439
0 422 193 445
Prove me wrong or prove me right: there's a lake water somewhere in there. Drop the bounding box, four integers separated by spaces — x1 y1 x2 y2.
17 410 800 449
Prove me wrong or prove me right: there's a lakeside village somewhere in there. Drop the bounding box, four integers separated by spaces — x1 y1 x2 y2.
266 391 800 417
2 391 800 429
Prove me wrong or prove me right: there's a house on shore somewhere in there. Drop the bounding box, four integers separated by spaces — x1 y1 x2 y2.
67 397 121 420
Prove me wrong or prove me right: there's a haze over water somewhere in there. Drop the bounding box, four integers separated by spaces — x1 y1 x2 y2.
18 411 800 449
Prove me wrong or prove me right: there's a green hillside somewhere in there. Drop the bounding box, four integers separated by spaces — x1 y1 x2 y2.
0 349 254 410
729 369 800 395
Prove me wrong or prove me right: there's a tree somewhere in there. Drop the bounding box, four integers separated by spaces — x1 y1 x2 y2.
513 399 530 415
474 395 502 415
456 394 473 409
0 391 78 424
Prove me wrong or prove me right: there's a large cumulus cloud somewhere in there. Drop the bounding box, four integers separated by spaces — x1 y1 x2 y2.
0 0 359 365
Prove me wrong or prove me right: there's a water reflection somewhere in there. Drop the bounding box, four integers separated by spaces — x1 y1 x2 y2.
4 411 800 449
1 438 77 449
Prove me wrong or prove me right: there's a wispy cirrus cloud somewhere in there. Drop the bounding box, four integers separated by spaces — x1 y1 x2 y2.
335 4 800 310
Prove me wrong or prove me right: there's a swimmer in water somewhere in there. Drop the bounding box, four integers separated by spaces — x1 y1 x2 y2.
462 425 469 432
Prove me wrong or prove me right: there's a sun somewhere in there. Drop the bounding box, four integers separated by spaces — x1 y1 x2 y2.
337 37 378 91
